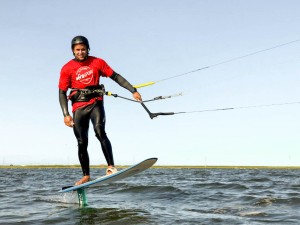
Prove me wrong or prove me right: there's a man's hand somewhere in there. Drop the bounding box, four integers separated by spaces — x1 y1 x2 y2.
64 115 74 127
133 92 142 101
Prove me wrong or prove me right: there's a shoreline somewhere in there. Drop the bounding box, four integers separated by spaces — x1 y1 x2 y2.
1 165 300 170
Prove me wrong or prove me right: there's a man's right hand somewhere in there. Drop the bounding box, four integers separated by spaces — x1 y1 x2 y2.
64 115 74 127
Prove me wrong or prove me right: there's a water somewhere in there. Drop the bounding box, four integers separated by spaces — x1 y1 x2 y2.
1 167 300 224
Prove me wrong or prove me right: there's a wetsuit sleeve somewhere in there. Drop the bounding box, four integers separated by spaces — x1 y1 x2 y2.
110 72 137 93
59 89 70 117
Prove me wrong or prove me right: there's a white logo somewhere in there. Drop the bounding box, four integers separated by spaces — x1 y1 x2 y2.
76 66 93 84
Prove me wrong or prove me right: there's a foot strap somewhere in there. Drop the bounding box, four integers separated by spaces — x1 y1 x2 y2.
106 167 118 175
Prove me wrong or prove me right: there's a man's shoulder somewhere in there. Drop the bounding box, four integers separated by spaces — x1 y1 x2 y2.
60 57 107 71
88 56 105 63
61 59 77 71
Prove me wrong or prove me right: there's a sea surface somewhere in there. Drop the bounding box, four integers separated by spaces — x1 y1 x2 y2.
1 167 300 225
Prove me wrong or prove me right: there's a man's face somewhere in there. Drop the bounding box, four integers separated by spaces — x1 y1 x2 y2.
73 44 88 61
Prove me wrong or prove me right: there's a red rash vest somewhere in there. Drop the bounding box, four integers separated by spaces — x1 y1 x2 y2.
59 56 114 112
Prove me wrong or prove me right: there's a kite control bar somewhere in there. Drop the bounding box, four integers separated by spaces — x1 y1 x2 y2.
104 90 300 119
140 102 175 119
105 91 179 119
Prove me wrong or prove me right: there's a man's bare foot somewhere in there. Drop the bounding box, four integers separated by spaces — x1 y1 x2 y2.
75 175 90 185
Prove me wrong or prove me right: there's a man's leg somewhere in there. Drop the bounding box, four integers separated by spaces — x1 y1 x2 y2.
73 106 92 185
90 101 115 169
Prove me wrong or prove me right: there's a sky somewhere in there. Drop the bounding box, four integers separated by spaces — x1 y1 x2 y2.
0 0 300 166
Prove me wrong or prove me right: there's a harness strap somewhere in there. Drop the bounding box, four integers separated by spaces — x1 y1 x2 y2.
68 84 105 104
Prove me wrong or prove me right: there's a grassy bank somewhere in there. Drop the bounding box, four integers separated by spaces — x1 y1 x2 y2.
1 165 300 169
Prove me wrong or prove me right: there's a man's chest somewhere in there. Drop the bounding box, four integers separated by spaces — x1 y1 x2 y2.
69 65 100 88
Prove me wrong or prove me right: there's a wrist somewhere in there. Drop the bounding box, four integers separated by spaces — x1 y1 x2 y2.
131 88 137 94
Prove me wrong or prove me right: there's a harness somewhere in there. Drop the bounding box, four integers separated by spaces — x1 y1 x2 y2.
68 84 105 104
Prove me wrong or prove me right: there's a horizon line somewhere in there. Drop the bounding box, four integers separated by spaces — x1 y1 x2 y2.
1 165 300 170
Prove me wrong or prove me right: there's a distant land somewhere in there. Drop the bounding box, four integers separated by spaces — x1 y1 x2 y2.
1 165 300 169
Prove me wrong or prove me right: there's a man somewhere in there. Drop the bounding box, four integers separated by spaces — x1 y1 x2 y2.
59 36 142 185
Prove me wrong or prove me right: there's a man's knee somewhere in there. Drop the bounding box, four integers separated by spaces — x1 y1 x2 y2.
94 124 107 141
95 132 108 142
77 138 88 149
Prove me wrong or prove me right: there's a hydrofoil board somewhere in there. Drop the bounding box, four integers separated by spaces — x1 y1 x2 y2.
59 157 157 193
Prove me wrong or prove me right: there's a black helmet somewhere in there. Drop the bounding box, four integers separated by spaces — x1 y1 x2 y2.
71 36 90 50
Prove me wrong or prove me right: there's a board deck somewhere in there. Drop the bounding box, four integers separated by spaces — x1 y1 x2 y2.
59 157 157 193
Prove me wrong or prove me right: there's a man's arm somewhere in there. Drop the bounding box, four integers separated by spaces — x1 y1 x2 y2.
110 72 142 101
59 89 70 116
59 89 74 127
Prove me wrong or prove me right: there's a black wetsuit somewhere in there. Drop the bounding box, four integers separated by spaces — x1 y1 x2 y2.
59 72 136 176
